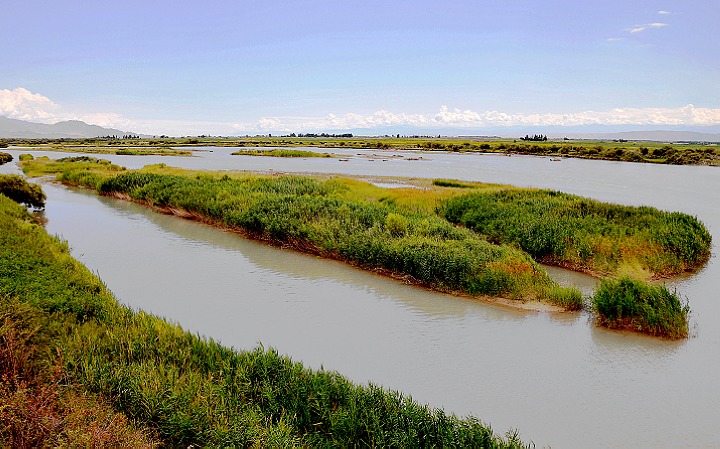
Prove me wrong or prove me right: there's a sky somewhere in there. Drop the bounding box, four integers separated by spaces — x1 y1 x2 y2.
1 0 719 136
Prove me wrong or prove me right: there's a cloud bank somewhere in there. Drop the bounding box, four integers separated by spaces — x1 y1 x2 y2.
3 87 720 136
233 105 720 133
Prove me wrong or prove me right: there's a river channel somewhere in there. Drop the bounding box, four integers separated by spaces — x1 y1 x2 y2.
3 147 719 448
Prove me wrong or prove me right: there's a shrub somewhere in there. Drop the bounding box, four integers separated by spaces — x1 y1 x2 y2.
592 277 689 338
0 152 12 165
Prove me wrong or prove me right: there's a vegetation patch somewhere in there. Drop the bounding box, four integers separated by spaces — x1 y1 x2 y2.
0 174 46 209
0 151 12 165
442 189 711 278
0 193 528 447
231 148 334 158
592 277 690 339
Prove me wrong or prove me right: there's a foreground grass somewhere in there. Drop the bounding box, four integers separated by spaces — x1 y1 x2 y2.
592 277 690 338
0 193 528 447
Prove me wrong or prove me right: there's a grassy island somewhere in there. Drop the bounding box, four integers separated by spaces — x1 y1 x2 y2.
19 156 712 338
231 148 334 158
0 192 528 447
592 277 690 338
0 151 12 165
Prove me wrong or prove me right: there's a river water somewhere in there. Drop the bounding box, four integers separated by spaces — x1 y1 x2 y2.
2 147 719 448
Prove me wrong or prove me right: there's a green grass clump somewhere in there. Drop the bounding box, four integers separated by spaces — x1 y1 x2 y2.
0 193 529 447
442 189 711 278
592 277 689 339
0 152 12 165
231 148 333 158
433 179 475 188
0 174 46 209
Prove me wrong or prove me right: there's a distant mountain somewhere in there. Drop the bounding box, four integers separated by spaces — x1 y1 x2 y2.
0 116 143 138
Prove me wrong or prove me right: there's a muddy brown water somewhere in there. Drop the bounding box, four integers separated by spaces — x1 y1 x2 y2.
3 148 720 448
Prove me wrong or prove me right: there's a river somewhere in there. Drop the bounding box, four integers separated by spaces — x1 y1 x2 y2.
2 147 719 448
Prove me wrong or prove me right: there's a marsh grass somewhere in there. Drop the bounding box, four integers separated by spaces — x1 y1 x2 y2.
592 277 690 339
443 189 711 278
0 194 529 447
0 174 46 209
231 148 334 158
0 151 12 165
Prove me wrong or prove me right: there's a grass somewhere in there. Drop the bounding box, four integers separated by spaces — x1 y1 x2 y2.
442 189 712 279
231 148 334 158
0 174 46 209
0 151 12 165
592 277 690 339
0 192 529 447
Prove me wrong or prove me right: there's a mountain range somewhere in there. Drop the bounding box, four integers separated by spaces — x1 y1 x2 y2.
0 116 141 138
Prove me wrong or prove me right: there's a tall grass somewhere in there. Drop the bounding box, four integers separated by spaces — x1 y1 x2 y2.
592 277 689 339
442 189 711 278
0 193 529 447
17 158 582 307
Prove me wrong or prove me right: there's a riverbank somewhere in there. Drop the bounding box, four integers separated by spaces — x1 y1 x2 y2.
0 192 528 447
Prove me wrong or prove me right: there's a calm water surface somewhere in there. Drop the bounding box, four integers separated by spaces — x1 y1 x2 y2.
3 148 720 448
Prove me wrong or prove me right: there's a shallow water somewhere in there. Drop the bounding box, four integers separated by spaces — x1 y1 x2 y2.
4 148 720 448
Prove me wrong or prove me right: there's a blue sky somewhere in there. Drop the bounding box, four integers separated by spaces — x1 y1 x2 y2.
1 0 718 135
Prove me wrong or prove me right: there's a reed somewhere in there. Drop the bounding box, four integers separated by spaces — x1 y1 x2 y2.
442 189 711 278
592 277 689 339
0 151 12 165
0 174 46 209
0 193 529 447
231 148 333 158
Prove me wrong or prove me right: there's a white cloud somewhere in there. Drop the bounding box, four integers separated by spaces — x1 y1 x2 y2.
232 105 720 133
628 22 668 33
657 10 671 15
0 87 61 123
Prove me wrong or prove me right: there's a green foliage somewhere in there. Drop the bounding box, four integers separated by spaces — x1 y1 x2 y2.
18 153 34 161
442 189 711 277
592 277 689 339
231 148 333 158
0 194 528 447
385 212 408 237
0 174 46 209
433 179 474 188
0 152 12 165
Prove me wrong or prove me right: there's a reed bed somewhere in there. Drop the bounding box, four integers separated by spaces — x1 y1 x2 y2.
442 189 711 278
231 148 333 158
0 151 12 165
592 277 690 339
0 193 529 447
